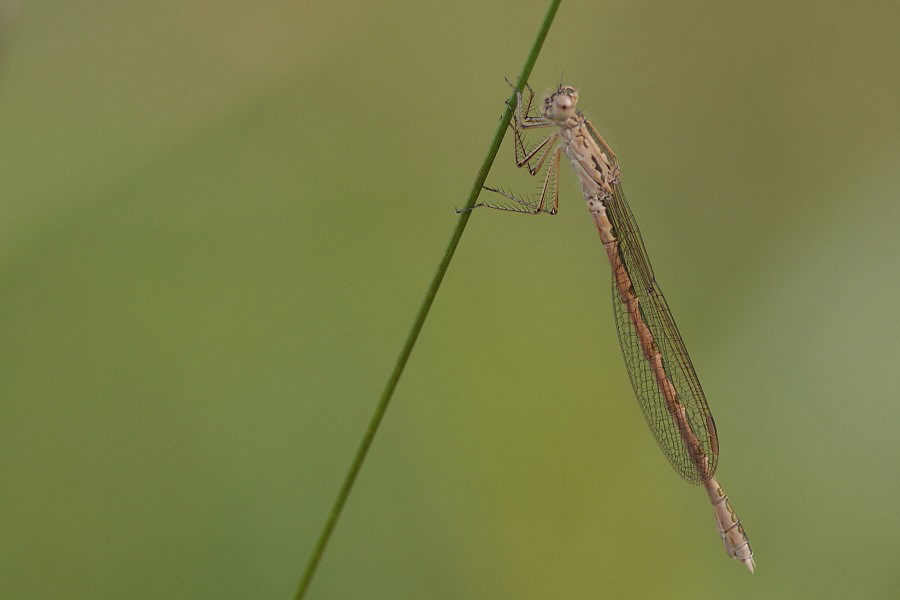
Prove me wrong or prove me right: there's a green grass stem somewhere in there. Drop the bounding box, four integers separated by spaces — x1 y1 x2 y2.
293 2 562 597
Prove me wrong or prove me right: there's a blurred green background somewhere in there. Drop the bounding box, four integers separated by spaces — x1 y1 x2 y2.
1 0 898 598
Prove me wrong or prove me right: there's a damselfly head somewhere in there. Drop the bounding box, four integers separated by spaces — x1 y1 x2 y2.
543 85 579 123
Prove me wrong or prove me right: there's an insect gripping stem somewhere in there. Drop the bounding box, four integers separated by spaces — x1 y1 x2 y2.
481 84 755 572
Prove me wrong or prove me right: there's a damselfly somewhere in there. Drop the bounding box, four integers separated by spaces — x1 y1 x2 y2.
476 83 755 572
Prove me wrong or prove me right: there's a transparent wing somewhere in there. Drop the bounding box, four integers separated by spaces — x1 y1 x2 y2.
605 180 719 484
